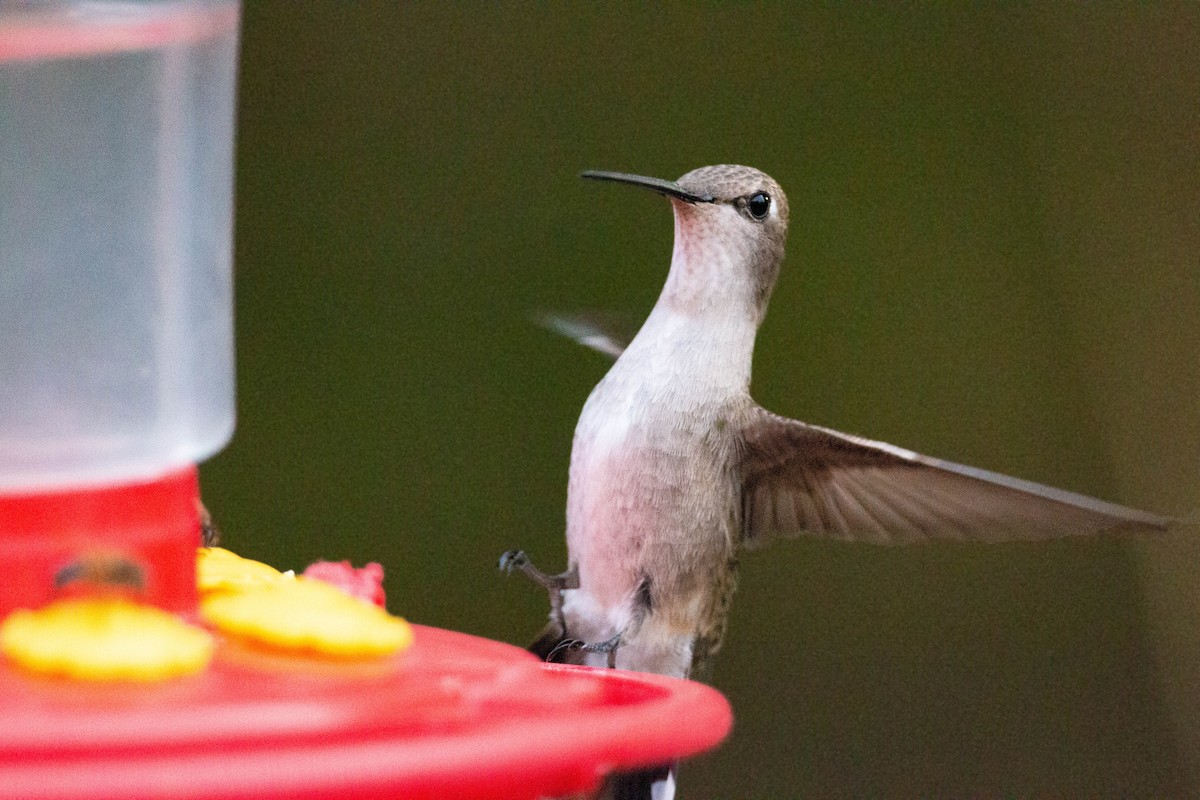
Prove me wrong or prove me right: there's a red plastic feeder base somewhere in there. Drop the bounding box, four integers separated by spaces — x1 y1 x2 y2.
0 468 200 618
0 624 732 799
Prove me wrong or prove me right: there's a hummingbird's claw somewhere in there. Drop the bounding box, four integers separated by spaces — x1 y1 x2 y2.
546 638 584 661
548 632 622 669
497 549 529 573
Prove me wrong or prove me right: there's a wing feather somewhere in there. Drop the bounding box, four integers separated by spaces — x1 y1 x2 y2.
535 311 634 358
738 408 1168 546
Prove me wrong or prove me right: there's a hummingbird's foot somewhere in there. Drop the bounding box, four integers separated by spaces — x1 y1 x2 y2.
498 549 580 633
498 550 579 590
547 631 622 669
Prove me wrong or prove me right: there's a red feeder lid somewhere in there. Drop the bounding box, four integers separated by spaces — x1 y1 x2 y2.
0 624 732 799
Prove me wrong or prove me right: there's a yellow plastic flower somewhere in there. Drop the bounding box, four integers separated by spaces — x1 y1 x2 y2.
201 574 413 657
0 598 214 681
196 546 286 593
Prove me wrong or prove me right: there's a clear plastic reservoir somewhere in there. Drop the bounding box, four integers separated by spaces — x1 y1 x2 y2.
0 1 239 490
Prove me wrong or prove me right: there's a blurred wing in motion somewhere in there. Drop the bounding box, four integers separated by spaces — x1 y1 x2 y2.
738 408 1169 546
535 311 635 359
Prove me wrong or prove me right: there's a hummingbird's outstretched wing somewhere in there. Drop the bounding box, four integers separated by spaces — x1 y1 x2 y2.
535 311 632 358
738 408 1169 546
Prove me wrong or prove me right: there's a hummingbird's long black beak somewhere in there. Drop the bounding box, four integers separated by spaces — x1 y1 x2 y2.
582 170 714 204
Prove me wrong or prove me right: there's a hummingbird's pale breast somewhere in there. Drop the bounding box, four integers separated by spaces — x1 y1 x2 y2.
563 308 751 677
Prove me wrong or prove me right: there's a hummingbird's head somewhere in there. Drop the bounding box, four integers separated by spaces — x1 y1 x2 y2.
583 165 789 323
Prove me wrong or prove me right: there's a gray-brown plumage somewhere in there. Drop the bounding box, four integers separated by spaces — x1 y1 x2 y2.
739 411 1167 546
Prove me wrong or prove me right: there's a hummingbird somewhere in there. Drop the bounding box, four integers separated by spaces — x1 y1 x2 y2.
501 164 1167 796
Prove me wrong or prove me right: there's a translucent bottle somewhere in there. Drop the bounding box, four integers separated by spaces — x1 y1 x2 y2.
0 0 239 491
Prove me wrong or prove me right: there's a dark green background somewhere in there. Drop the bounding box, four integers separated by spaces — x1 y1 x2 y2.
207 5 1200 797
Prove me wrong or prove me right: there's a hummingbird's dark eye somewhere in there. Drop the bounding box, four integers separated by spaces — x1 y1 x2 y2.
747 192 771 220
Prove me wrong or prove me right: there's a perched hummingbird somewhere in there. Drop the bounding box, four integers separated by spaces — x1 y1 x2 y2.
502 164 1167 795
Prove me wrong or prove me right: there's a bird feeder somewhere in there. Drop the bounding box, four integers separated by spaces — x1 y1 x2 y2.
0 3 731 797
